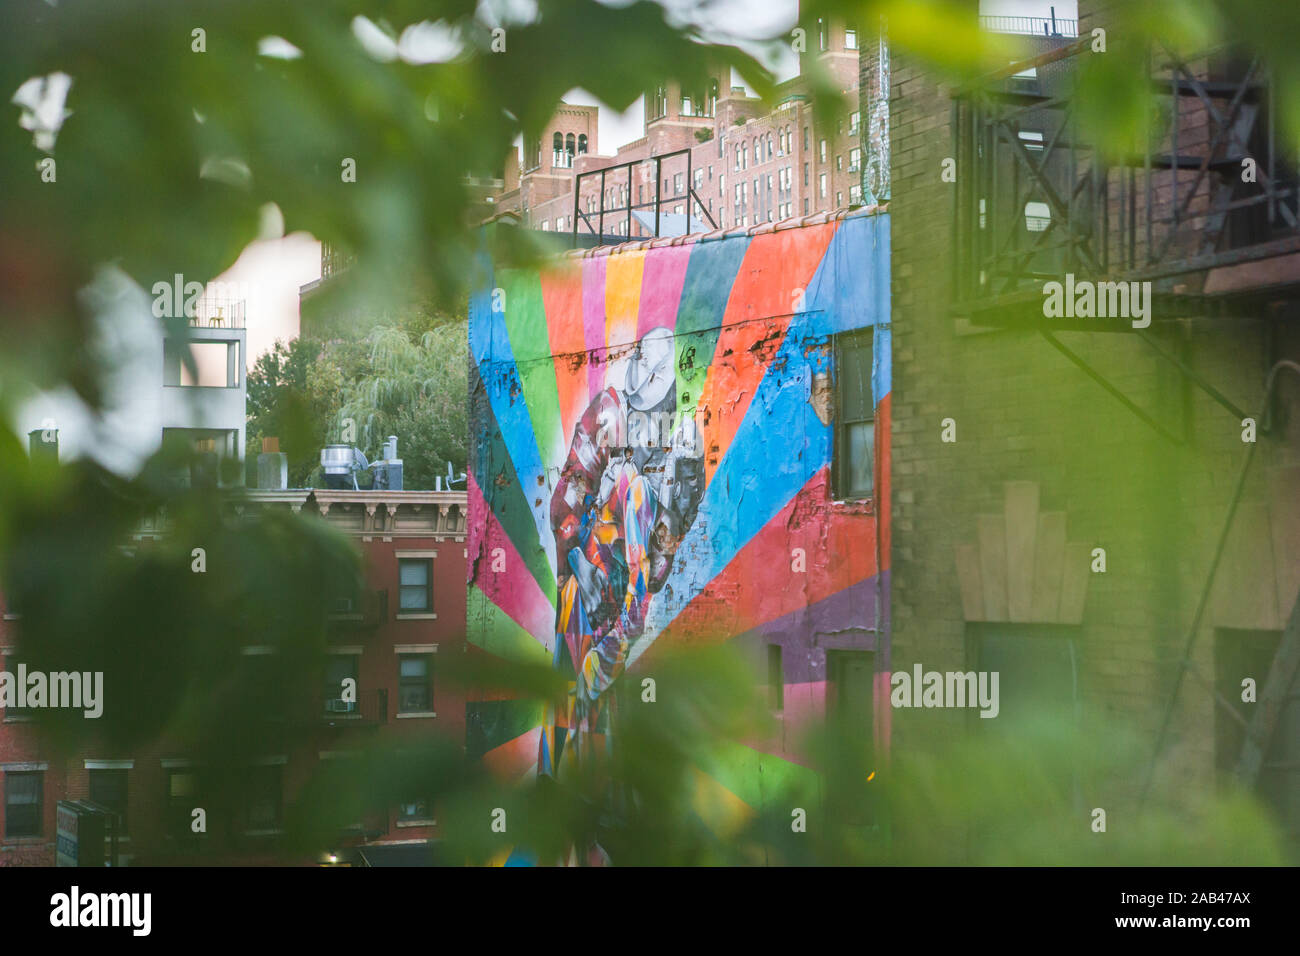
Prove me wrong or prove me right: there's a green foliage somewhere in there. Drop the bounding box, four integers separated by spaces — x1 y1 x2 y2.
0 0 1297 868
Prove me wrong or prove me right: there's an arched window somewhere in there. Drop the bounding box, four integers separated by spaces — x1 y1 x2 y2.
565 133 575 162
578 134 588 155
552 132 563 167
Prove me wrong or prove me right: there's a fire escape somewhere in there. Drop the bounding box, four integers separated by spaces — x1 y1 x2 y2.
951 35 1300 832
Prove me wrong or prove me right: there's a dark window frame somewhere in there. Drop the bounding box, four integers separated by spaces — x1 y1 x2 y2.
398 654 433 714
5 770 43 838
398 558 433 613
833 329 876 500
88 768 129 835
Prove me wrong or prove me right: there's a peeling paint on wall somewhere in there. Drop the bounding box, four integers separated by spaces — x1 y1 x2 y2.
467 209 892 794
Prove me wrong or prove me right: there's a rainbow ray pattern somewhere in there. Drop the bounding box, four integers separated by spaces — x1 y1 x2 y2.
467 208 892 801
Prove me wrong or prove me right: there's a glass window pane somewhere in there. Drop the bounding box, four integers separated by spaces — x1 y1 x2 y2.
400 586 429 611
399 560 428 586
839 336 874 421
847 422 874 496
400 657 428 678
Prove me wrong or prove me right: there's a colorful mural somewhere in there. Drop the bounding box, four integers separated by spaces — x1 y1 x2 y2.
467 207 892 798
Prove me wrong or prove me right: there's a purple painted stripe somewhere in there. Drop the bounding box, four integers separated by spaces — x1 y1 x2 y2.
733 570 891 684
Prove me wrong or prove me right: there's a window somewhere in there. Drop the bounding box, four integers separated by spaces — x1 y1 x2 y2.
849 147 861 173
819 139 827 163
556 216 566 231
819 173 828 199
1214 628 1300 859
324 654 358 714
399 558 433 612
398 654 433 713
803 162 809 186
845 27 858 50
837 192 843 207
968 624 1080 800
849 110 860 136
167 770 199 840
577 134 588 155
673 172 683 195
850 184 862 205
836 155 843 171
833 329 874 499
5 771 42 837
399 797 432 823
802 126 809 150
245 765 282 831
804 198 809 214
817 17 828 51
540 220 551 232
649 86 668 121
767 645 784 711
88 769 128 834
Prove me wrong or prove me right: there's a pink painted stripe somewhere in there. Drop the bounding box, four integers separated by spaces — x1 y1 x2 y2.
581 257 608 402
636 244 692 339
467 470 554 643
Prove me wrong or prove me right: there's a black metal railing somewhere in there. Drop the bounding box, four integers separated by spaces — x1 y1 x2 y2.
571 147 716 246
979 14 1078 38
952 39 1300 312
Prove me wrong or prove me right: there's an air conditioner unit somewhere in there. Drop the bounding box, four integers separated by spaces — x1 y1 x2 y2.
325 699 356 714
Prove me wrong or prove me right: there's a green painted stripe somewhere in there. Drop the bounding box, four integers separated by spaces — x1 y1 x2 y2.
466 698 545 760
466 584 551 665
501 270 563 470
698 741 821 811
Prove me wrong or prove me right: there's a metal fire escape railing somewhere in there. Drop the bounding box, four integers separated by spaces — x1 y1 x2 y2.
952 39 1300 317
1138 361 1300 810
950 41 1300 813
570 147 716 247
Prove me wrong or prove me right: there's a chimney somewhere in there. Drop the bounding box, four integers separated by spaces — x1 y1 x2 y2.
257 436 288 490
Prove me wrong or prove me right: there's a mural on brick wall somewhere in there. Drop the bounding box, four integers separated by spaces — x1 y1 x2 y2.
467 209 892 798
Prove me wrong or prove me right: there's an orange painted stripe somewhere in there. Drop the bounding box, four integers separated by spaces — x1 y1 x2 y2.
604 252 646 352
482 725 542 783
698 224 838 484
540 262 590 450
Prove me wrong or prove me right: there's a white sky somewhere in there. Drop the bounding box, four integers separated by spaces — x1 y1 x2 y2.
235 0 1077 364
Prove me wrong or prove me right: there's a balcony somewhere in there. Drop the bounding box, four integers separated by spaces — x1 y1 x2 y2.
978 14 1077 38
951 39 1300 325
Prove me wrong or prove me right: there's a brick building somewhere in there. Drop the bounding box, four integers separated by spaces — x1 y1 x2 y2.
878 3 1300 858
466 205 891 828
493 16 864 240
0 486 467 866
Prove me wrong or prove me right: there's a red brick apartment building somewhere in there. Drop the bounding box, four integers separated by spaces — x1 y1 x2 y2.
881 2 1300 858
0 485 467 866
492 15 864 239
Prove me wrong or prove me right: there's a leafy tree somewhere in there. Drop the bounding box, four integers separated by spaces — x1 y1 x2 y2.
336 323 469 489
